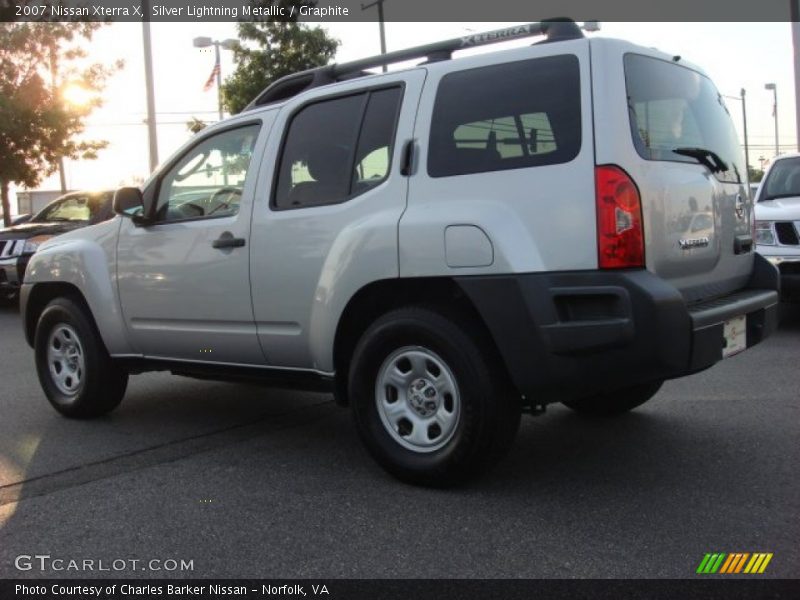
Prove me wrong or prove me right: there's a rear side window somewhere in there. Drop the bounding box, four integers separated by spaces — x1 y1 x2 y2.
428 55 581 178
624 54 745 184
274 86 403 209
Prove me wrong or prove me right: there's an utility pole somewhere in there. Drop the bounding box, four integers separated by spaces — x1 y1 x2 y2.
765 83 779 158
741 88 750 176
361 0 388 72
792 0 800 151
724 91 750 175
142 0 159 173
49 45 67 193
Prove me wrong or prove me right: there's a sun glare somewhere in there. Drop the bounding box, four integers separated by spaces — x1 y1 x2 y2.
62 83 93 107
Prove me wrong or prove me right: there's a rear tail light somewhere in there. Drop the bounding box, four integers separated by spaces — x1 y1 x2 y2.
596 165 644 269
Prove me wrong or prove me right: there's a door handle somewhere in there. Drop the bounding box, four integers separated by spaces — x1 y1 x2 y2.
212 232 246 249
400 139 415 176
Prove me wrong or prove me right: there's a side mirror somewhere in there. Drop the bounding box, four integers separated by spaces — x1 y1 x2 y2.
113 187 149 224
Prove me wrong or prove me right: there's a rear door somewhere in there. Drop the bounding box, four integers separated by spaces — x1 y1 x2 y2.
593 41 752 303
249 70 426 371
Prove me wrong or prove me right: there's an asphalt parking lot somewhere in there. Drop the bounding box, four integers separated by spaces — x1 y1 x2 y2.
0 301 798 579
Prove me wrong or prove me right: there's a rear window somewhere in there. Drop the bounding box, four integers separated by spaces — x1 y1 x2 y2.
624 53 745 184
760 157 800 201
428 55 581 178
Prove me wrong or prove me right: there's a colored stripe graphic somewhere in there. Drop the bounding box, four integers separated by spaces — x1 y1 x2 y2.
698 553 727 573
698 552 773 574
757 553 773 573
744 554 760 573
719 554 736 573
733 553 749 573
710 554 726 573
696 554 713 574
721 553 739 573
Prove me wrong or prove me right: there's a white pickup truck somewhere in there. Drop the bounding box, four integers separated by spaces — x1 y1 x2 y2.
754 153 800 301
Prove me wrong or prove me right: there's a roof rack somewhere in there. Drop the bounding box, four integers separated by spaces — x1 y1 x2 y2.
245 18 600 111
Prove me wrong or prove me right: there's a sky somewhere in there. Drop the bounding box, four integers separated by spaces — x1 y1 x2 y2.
13 21 799 211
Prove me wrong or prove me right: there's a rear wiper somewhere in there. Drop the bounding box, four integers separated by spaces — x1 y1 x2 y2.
673 147 729 174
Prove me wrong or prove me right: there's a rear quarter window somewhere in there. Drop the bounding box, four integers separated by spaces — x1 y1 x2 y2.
427 54 581 178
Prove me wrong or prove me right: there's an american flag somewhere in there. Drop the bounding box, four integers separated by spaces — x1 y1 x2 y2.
203 60 220 92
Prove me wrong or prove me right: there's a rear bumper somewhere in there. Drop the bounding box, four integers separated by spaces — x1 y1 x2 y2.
456 254 779 404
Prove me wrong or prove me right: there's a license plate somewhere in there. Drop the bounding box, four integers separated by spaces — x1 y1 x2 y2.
722 315 747 358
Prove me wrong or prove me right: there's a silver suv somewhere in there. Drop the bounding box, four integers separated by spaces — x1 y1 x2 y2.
21 21 779 485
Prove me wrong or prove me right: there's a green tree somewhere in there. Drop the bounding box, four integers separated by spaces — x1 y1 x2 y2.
748 166 764 183
186 116 207 134
0 23 119 226
221 1 339 115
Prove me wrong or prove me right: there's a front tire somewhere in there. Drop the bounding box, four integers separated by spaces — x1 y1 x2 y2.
34 297 128 418
562 381 663 417
349 307 521 486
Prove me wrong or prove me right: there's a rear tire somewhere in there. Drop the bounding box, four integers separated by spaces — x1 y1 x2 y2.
34 297 128 418
562 381 663 417
349 306 521 486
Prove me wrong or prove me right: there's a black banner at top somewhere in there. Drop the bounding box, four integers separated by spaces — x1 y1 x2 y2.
1 0 799 22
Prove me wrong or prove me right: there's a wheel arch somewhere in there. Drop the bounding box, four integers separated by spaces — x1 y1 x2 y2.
22 234 131 355
332 277 514 406
24 282 96 348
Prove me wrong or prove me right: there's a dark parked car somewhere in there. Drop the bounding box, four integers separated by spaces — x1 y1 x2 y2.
0 190 115 303
11 214 32 226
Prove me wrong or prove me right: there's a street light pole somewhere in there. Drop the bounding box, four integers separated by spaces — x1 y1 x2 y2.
765 82 778 158
361 0 388 72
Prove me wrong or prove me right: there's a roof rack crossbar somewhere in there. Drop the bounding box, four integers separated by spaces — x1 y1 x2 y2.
332 20 558 76
246 19 596 110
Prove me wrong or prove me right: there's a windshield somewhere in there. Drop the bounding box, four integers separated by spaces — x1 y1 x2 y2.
33 193 109 223
760 157 800 201
624 53 745 184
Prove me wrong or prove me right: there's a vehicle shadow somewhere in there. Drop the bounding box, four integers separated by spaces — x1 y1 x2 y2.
0 301 19 315
778 301 800 330
2 372 796 579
